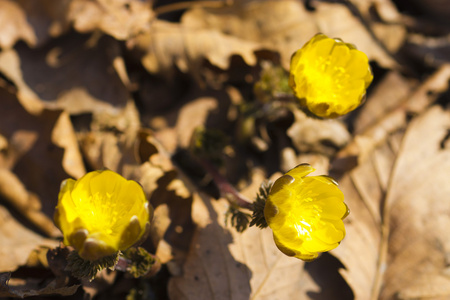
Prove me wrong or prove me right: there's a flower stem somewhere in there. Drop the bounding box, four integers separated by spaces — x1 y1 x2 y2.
197 158 253 211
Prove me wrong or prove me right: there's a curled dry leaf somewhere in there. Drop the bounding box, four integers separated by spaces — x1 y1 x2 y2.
68 0 154 41
176 1 398 71
77 109 195 265
132 19 261 74
280 149 331 176
331 106 450 300
148 169 195 266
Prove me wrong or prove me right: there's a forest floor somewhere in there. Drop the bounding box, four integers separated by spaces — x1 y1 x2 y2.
0 0 450 299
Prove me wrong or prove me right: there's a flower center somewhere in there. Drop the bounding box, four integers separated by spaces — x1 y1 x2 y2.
288 195 323 240
76 192 122 235
305 55 350 102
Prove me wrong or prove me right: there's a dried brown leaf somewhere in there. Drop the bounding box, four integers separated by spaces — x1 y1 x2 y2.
354 71 413 134
280 149 331 176
176 1 397 70
335 64 450 172
0 205 58 272
0 272 79 298
0 87 84 235
132 19 261 74
68 0 153 40
0 168 59 237
371 23 406 53
0 34 130 115
349 0 402 23
331 105 450 300
78 101 141 171
326 0 405 52
404 33 450 69
380 106 450 299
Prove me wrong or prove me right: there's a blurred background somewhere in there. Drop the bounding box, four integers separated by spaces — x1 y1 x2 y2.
0 0 449 299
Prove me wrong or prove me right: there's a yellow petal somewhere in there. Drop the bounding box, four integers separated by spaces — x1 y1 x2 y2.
285 163 315 179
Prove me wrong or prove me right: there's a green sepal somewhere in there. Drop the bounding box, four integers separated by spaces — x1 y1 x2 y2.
225 205 251 233
66 250 120 281
249 181 272 229
122 247 159 278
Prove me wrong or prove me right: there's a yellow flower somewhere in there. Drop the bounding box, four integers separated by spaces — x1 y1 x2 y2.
54 170 152 261
264 164 348 261
289 33 373 118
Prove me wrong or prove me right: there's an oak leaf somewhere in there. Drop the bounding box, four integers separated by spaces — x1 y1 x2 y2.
332 105 450 300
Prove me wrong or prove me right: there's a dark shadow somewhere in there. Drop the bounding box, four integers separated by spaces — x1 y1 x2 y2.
187 193 252 298
305 253 354 300
0 87 69 226
16 32 129 109
143 170 196 254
